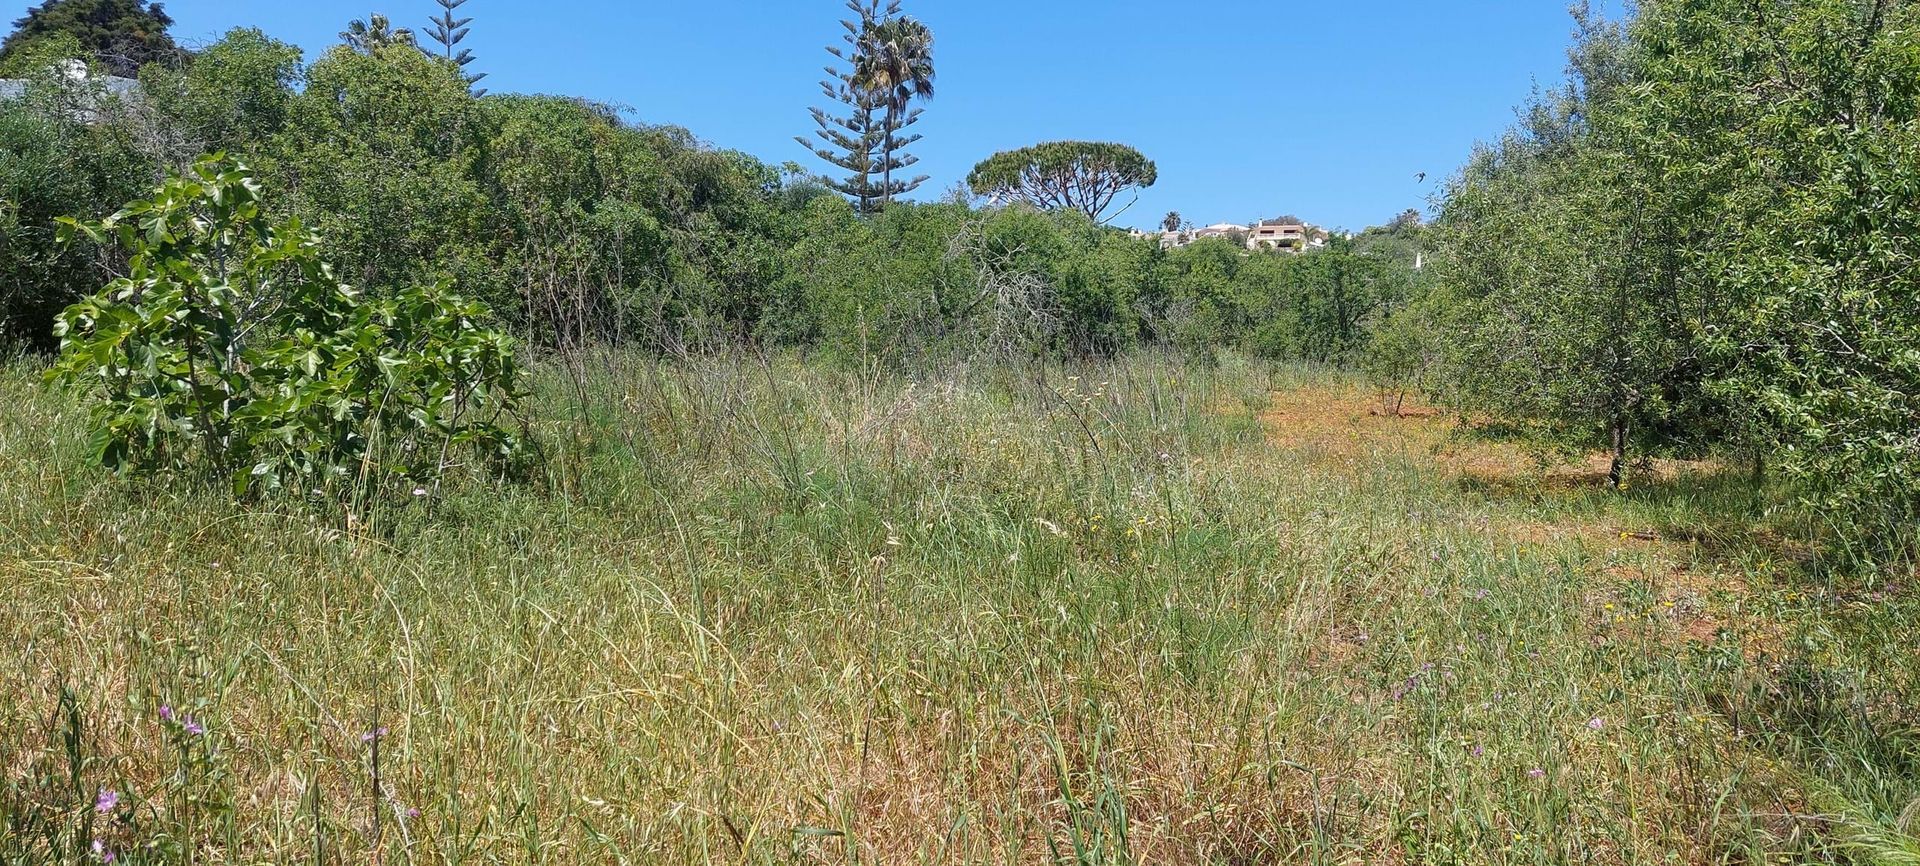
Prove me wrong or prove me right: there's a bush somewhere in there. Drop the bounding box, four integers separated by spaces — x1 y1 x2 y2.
0 59 157 351
50 155 529 500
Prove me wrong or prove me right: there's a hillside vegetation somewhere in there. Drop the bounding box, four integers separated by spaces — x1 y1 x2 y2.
4 0 1920 862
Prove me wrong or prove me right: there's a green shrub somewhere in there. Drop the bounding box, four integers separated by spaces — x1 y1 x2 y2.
0 59 158 351
50 155 529 500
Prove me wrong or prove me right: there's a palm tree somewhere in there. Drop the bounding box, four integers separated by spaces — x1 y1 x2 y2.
1162 211 1181 233
341 13 415 54
852 16 934 207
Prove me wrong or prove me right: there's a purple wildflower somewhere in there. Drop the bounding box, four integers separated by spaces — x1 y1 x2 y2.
1587 717 1606 731
362 726 389 743
92 839 116 863
158 705 174 722
1470 744 1485 757
94 789 118 814
1527 767 1546 779
184 718 206 736
406 807 421 819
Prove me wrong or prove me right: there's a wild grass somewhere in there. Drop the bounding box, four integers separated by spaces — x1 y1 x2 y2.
1 350 1916 864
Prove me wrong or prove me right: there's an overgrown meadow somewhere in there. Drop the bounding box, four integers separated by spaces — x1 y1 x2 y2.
6 0 1920 862
4 351 1915 864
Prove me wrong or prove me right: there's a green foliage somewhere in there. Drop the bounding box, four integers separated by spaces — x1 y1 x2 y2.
340 13 414 55
1128 228 1421 366
967 141 1158 223
0 60 156 351
777 199 1164 361
0 0 181 77
0 28 81 76
1246 234 1390 363
49 156 527 499
276 44 488 303
1403 0 1920 545
0 7 1415 379
138 28 303 161
1416 9 1732 484
1625 0 1920 535
851 12 934 206
781 195 966 358
478 95 670 345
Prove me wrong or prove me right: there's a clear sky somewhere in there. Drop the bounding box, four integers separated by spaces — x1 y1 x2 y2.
6 1 1626 231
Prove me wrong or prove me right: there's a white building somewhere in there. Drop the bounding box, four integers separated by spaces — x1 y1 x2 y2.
1140 218 1328 253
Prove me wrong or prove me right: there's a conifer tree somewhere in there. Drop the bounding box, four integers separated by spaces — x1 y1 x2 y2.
0 0 181 77
796 0 889 213
425 0 486 96
797 1 932 212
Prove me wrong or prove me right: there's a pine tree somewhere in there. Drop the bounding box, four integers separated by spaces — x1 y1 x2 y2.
424 0 486 96
0 0 181 77
797 1 932 213
796 0 890 213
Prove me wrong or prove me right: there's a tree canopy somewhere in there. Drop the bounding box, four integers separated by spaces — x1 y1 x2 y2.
341 13 414 54
851 14 934 207
966 141 1157 223
0 0 180 77
797 1 932 212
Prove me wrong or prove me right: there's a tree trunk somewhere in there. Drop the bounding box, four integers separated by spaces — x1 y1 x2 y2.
881 105 895 208
1607 417 1629 490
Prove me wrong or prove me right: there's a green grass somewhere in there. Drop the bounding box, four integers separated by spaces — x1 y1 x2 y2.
2 350 1916 864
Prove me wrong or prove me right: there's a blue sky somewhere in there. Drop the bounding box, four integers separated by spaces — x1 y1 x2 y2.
8 1 1625 231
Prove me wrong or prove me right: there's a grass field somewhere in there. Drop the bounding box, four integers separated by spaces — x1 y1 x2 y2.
2 351 1917 864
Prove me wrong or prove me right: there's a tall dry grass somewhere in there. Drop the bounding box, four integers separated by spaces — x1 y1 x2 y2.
2 350 1916 864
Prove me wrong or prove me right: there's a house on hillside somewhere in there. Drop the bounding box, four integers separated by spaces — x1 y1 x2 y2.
1141 218 1329 253
1249 220 1315 252
1132 224 1248 249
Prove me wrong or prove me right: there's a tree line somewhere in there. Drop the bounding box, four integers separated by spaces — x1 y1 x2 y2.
1375 0 1920 546
0 0 1412 365
8 0 1915 550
